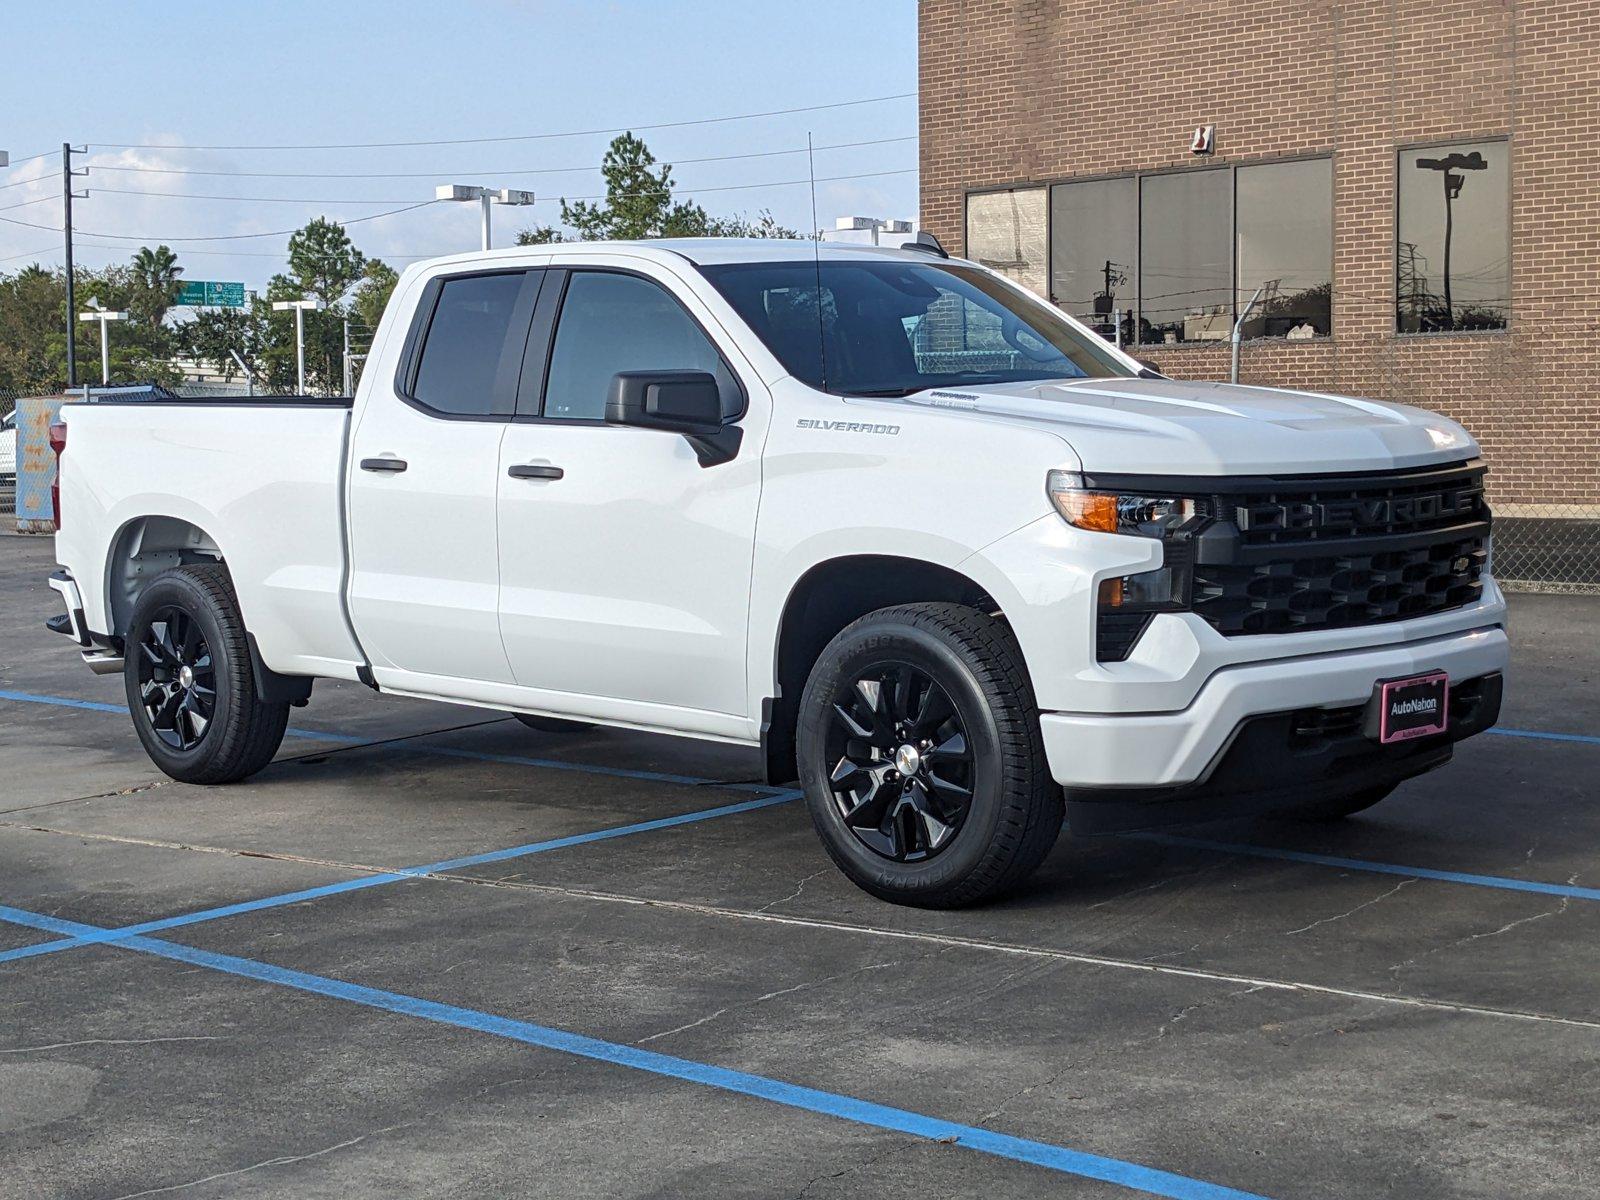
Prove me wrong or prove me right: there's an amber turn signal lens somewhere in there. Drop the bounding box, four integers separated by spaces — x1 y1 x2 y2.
1098 577 1125 608
1055 490 1120 533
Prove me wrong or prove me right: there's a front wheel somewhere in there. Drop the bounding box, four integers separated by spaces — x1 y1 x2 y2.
124 563 289 784
796 603 1062 908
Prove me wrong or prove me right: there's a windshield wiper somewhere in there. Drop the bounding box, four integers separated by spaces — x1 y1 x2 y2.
841 387 925 398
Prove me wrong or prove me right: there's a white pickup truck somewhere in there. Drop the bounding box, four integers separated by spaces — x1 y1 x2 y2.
46 238 1507 907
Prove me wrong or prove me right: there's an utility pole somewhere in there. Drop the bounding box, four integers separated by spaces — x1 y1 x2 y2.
342 318 352 397
62 144 90 390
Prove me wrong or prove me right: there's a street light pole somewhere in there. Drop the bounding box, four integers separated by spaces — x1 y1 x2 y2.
435 185 536 251
77 309 129 384
1415 152 1488 329
272 297 325 394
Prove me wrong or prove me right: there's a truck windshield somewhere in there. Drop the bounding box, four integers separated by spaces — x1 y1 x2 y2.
698 258 1134 397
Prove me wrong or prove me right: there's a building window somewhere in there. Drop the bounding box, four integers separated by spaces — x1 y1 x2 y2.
1237 158 1332 338
1396 141 1509 333
1043 158 1334 345
1139 168 1232 344
1049 177 1136 342
965 187 1047 298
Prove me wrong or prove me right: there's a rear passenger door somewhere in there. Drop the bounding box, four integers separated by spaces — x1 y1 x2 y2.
494 262 766 734
347 268 542 686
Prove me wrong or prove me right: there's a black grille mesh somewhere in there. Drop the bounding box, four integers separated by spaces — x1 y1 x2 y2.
1193 532 1487 636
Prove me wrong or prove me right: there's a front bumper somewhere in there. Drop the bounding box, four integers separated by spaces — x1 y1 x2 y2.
1040 622 1508 829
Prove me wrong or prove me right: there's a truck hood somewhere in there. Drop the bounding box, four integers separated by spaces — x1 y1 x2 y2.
898 377 1479 475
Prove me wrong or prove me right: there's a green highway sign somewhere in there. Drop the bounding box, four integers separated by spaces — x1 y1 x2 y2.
176 280 247 308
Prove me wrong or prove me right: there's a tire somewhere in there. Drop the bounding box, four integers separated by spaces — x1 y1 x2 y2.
123 563 289 785
796 602 1062 908
512 713 594 734
1281 784 1398 822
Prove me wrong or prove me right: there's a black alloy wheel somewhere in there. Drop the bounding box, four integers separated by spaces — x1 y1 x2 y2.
796 603 1062 908
136 605 217 751
123 563 290 785
824 663 975 862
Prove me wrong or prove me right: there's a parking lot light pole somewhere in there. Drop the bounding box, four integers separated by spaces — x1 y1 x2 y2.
434 185 536 251
272 297 325 394
77 308 129 385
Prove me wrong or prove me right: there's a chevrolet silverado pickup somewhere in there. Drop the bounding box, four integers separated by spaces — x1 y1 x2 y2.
45 238 1507 907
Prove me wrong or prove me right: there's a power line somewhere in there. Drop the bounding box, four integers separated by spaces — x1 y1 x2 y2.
0 199 438 242
87 92 916 152
80 135 918 182
0 243 58 264
92 187 424 205
0 167 916 244
0 169 62 193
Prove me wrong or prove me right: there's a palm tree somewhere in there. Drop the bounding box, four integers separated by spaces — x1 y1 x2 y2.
131 245 183 328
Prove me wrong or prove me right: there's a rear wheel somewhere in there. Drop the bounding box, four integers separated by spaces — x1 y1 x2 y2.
124 564 289 784
797 603 1062 908
1282 784 1398 822
512 713 594 734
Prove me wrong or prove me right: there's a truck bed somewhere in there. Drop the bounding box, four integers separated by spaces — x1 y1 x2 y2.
54 399 365 680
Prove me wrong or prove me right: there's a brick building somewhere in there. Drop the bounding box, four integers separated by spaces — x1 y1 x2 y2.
919 0 1599 589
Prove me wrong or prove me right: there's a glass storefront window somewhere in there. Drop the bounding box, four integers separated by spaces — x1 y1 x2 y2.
1396 141 1509 332
1236 158 1333 338
1139 168 1233 345
964 188 1048 298
1050 177 1137 344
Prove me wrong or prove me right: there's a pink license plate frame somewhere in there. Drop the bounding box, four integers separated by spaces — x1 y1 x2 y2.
1377 671 1450 743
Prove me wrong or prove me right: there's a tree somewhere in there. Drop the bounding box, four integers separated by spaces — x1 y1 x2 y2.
515 225 566 246
129 245 184 329
523 133 800 244
286 217 367 307
352 259 399 333
179 304 270 384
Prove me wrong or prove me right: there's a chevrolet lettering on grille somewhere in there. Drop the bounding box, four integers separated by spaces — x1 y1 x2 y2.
1236 487 1480 533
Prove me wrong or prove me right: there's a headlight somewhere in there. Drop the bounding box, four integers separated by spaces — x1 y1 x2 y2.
1046 471 1206 661
1046 470 1198 537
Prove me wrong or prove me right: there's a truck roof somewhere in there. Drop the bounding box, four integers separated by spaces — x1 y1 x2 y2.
408 237 968 275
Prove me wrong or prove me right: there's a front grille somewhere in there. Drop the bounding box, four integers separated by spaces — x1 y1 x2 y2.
1194 531 1487 635
1186 461 1490 637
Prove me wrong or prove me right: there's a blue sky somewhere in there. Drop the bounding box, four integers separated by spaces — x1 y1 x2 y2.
1 0 918 289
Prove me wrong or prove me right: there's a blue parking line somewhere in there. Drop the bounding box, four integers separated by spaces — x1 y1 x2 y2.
0 688 361 744
0 903 1268 1199
1486 726 1600 747
1140 834 1600 902
4 685 1598 918
0 791 801 966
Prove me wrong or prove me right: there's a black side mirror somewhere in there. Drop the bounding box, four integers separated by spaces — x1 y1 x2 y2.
605 370 742 467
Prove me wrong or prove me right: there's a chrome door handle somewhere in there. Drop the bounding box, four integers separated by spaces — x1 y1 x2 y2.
507 464 564 480
360 457 408 473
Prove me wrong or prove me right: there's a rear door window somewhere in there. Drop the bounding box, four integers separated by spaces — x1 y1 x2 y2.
409 271 541 418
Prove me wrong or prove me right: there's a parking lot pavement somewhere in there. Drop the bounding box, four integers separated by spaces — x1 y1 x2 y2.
4 531 1599 1199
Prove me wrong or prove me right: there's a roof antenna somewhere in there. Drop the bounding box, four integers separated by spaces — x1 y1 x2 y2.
807 131 828 392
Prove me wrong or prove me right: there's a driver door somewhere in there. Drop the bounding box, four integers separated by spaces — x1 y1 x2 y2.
494 263 766 734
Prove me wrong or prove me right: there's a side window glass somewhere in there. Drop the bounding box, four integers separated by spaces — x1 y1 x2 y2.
542 272 737 421
410 272 536 417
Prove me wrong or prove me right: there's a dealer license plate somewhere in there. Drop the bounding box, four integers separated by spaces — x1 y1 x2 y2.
1373 671 1450 744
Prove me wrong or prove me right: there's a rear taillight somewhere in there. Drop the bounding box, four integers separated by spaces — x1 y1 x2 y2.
48 420 67 530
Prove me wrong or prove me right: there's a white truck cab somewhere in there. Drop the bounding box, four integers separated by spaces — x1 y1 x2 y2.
46 238 1507 906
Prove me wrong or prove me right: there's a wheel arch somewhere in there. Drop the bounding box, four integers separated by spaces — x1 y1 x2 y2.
104 514 228 641
762 555 1009 785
